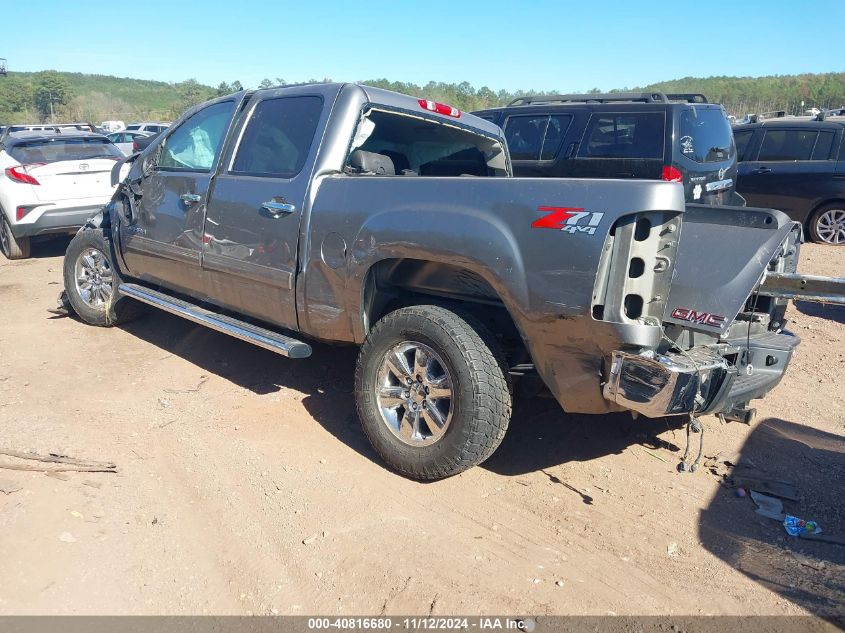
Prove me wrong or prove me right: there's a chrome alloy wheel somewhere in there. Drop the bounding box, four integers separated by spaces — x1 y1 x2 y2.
74 247 114 307
375 341 454 446
816 208 845 244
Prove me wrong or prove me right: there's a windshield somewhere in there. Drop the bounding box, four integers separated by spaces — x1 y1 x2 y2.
678 106 734 163
9 138 123 164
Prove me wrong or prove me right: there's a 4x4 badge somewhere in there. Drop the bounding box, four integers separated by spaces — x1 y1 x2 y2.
532 206 605 235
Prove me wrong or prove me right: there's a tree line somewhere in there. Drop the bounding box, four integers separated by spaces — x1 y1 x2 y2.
2 70 844 125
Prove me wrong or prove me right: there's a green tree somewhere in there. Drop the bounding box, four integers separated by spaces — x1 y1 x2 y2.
32 71 73 122
258 78 273 89
216 81 232 96
231 80 243 92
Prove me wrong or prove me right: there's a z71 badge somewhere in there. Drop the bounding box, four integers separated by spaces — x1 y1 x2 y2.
532 206 605 235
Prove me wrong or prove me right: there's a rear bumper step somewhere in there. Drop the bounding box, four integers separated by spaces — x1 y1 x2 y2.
118 283 312 359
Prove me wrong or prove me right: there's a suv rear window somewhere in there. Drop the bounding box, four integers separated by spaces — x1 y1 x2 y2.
504 114 572 160
578 113 664 159
679 107 733 163
9 138 123 163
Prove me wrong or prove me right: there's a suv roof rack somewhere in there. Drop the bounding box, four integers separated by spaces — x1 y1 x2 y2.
507 92 708 106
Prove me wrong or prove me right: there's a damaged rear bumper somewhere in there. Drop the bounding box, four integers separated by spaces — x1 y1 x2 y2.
603 331 800 418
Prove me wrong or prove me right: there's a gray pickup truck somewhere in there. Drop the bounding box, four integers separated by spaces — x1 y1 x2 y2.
60 82 839 479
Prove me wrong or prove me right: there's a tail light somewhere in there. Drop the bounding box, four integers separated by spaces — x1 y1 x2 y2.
661 165 683 183
16 206 31 221
5 164 43 185
132 141 139 152
418 99 461 118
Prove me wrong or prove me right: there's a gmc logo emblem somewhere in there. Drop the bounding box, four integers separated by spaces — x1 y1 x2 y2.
671 306 726 328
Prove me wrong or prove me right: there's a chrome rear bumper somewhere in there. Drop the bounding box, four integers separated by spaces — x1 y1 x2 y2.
603 331 799 418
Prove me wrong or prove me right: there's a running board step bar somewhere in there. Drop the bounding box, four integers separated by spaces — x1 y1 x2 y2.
118 283 312 359
757 272 845 305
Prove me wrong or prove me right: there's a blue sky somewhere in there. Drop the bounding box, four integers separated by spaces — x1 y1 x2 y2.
4 0 842 91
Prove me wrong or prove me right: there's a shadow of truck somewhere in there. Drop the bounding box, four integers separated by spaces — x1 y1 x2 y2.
699 417 845 617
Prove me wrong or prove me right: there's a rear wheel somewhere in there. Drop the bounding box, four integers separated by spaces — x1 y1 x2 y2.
355 305 512 480
62 228 144 326
808 204 845 245
0 214 31 260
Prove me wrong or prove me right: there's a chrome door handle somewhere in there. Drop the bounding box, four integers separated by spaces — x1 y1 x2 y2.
180 193 201 205
261 201 296 217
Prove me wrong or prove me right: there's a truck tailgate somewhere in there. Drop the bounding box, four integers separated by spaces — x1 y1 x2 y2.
663 204 800 334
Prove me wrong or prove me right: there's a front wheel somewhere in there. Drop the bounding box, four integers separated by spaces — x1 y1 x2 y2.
354 305 512 480
62 228 144 326
808 204 845 245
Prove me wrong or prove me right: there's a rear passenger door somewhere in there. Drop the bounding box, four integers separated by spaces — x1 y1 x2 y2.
120 97 239 296
738 127 836 217
201 88 327 330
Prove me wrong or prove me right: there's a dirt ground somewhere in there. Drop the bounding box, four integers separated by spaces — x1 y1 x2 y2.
0 239 842 617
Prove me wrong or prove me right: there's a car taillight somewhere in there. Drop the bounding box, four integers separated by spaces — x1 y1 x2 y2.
661 165 683 183
5 164 43 185
418 98 461 118
16 206 30 221
132 141 139 152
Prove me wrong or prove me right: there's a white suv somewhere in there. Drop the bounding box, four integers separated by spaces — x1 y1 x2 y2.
125 121 170 135
0 132 122 259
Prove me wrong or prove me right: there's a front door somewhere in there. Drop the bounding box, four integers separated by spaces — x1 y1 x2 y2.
120 98 238 295
201 90 327 330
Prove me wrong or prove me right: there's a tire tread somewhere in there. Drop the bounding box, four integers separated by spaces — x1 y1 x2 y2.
355 304 512 480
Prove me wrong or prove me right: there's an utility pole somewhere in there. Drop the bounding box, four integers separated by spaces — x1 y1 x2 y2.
49 92 55 124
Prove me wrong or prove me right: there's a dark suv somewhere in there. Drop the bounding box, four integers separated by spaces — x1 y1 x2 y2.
733 118 845 245
473 92 738 205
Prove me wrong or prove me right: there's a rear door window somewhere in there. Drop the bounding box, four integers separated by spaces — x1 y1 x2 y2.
811 130 835 160
577 112 664 159
679 107 733 163
733 130 754 161
758 129 817 161
504 114 572 161
230 95 323 178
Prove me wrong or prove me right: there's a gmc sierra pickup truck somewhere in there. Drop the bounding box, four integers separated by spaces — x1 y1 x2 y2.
60 82 842 480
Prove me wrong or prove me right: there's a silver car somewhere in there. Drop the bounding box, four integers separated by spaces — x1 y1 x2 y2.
106 131 151 156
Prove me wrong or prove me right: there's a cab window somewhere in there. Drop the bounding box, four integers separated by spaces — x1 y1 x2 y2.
158 101 235 171
230 96 323 178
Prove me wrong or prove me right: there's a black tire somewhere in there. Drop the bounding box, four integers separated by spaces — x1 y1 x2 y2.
355 304 512 480
0 213 31 260
807 203 845 245
62 228 144 326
